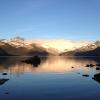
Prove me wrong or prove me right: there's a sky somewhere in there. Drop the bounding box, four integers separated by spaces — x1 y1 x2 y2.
0 0 100 40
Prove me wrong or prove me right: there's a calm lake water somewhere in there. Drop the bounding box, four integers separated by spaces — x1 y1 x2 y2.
0 56 100 100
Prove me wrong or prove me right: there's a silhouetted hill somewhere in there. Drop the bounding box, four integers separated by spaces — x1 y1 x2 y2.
75 47 100 56
0 40 50 56
0 48 9 56
60 41 100 56
0 43 30 56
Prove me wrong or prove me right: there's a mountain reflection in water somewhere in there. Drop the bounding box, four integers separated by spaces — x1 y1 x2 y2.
0 56 99 74
0 56 100 100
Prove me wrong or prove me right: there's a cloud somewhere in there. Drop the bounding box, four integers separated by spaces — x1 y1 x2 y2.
26 39 92 53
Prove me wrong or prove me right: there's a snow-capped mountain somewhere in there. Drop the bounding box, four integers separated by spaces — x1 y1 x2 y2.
60 41 100 56
0 37 100 56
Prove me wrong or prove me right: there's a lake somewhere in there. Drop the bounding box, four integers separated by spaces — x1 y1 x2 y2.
0 56 100 100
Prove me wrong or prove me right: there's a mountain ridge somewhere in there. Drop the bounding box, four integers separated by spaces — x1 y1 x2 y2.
60 41 100 56
0 37 100 56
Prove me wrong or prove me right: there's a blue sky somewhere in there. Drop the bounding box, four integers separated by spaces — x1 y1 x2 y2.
0 0 100 40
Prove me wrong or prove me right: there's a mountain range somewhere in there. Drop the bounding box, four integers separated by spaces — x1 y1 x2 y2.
0 37 100 56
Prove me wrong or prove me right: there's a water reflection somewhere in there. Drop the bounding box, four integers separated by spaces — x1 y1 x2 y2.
0 56 100 100
0 56 99 74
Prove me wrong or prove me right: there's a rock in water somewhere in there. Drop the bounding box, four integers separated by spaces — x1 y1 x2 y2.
2 73 7 75
96 67 100 70
23 56 41 67
82 74 89 77
0 79 9 85
93 73 100 83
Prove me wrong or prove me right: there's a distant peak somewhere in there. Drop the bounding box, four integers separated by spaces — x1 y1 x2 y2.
10 36 25 41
